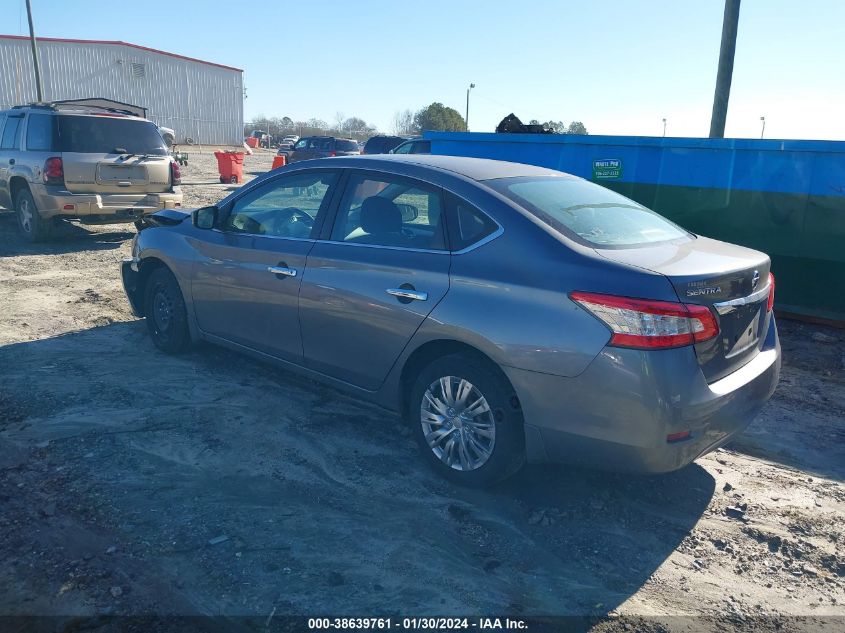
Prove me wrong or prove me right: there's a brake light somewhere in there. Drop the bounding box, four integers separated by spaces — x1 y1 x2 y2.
42 157 64 185
570 292 719 349
767 273 775 312
170 160 182 186
328 151 337 157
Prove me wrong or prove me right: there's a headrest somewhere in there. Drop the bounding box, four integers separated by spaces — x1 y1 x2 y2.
360 197 402 234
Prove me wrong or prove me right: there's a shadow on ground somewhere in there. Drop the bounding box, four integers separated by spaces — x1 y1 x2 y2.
0 211 133 256
727 317 845 481
0 322 715 618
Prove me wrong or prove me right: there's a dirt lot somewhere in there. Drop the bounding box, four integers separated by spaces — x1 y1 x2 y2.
0 149 843 632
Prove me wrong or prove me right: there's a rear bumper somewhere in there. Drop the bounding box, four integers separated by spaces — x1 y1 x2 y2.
505 315 781 473
31 184 183 221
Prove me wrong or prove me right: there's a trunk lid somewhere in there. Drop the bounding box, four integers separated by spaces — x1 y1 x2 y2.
62 153 173 194
596 236 772 382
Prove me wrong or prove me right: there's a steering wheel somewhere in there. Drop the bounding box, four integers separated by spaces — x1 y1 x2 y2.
271 207 314 236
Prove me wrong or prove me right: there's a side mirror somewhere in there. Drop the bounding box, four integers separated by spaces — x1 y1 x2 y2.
193 206 218 229
396 203 419 223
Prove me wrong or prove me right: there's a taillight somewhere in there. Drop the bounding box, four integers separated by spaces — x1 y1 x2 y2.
170 160 182 186
766 273 775 312
328 151 337 157
42 157 64 185
570 292 719 349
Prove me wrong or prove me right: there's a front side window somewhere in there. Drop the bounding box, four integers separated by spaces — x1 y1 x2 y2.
26 114 55 151
392 141 412 154
1 116 23 150
330 173 446 250
56 115 167 155
487 176 690 247
221 171 337 238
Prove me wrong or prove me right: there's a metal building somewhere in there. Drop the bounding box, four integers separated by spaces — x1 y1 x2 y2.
0 35 243 145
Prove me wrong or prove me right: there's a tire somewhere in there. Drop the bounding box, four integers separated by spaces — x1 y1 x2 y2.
144 267 191 354
15 188 53 242
407 353 525 487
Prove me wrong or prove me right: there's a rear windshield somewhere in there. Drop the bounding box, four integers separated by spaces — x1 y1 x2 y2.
336 139 359 151
487 176 690 247
57 115 168 155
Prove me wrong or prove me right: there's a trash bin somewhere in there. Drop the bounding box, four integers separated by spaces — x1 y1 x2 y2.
214 151 245 184
271 155 287 170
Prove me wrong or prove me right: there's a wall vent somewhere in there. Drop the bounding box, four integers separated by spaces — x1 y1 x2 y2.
130 62 146 78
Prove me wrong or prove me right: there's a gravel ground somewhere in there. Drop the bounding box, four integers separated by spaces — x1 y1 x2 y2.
0 151 843 632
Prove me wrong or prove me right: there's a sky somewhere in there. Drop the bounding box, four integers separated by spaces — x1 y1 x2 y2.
3 0 845 140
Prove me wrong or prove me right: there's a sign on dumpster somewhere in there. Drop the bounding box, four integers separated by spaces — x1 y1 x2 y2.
592 158 622 180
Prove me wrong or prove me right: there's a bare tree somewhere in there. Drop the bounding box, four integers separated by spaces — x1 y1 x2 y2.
392 109 417 135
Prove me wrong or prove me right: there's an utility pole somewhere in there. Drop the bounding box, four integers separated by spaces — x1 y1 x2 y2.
25 0 45 102
466 83 475 132
760 116 766 139
662 118 667 137
709 0 741 138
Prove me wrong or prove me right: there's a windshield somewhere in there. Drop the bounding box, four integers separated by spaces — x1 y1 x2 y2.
57 115 168 155
488 176 690 247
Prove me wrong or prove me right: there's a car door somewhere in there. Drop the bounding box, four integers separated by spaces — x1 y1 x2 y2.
299 170 451 390
190 169 340 363
290 137 315 163
0 112 23 207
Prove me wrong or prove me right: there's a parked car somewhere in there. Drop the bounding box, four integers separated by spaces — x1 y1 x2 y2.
121 155 780 486
0 102 182 241
282 135 299 144
288 136 360 163
158 126 176 147
391 138 430 155
276 142 295 157
362 135 408 154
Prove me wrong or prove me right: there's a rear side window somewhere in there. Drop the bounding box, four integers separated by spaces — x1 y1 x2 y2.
444 192 498 251
1 115 23 150
488 176 690 247
364 138 384 153
336 139 358 152
56 115 168 155
25 114 55 151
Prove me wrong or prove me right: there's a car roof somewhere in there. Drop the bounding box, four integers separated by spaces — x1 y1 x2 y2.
323 154 568 181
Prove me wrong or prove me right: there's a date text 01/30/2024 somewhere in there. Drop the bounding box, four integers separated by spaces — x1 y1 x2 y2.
307 618 528 630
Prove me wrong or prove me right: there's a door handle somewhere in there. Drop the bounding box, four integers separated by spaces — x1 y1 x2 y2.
268 265 297 278
387 288 428 301
8 159 15 165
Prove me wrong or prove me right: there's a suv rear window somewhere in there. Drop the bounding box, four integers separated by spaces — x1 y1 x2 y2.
336 139 358 152
488 176 690 247
57 115 168 155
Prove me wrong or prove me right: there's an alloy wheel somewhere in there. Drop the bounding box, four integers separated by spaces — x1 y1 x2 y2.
420 376 496 471
18 198 33 234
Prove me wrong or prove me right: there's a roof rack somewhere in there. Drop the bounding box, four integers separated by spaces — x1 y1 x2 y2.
11 98 147 118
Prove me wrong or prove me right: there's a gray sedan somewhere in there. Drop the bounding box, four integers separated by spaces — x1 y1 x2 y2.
121 155 781 486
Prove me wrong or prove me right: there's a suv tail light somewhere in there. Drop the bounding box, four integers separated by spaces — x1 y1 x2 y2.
570 292 719 349
766 273 775 312
42 157 64 186
328 151 337 157
170 160 182 186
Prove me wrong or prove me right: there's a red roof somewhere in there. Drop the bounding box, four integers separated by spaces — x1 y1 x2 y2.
0 34 242 73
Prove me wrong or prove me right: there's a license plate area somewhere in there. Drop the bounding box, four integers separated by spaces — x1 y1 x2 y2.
97 164 148 184
723 302 765 358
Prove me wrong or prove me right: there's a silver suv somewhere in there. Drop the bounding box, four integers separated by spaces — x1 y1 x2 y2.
0 103 183 241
